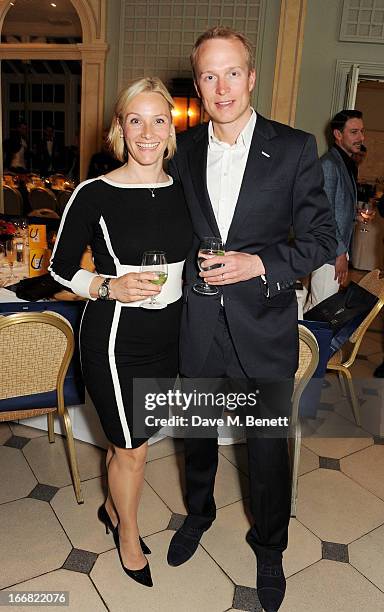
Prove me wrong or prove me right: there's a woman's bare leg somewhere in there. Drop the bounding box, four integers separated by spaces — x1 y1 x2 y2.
108 442 148 570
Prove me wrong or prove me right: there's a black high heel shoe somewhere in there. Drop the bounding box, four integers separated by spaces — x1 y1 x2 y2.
97 504 151 555
115 526 153 587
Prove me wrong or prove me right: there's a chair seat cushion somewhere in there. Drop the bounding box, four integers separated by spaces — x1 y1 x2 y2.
0 300 85 412
0 377 85 412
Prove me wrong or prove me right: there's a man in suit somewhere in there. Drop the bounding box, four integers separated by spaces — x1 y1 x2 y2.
305 110 364 309
166 27 336 611
38 126 62 176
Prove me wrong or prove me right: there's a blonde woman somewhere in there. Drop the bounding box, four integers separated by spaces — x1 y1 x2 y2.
50 77 193 587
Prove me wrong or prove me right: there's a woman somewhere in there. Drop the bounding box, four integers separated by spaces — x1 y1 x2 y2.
49 77 193 587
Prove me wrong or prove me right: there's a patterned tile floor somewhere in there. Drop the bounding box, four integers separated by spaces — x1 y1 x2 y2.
1 314 384 611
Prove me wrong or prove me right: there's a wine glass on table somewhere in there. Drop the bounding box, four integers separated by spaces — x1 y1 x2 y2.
193 237 225 296
5 239 16 282
359 200 375 232
140 250 168 310
0 244 7 287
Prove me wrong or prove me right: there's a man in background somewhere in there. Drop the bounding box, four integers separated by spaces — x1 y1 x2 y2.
39 126 62 176
305 110 364 309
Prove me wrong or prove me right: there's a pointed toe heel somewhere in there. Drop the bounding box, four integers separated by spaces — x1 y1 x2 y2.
115 528 153 587
122 560 153 587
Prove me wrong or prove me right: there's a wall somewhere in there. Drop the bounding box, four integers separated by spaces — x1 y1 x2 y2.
103 0 122 126
355 81 384 182
296 0 384 154
118 0 281 118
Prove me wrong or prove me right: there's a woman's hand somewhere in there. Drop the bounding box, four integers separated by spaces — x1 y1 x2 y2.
91 272 161 303
110 272 162 302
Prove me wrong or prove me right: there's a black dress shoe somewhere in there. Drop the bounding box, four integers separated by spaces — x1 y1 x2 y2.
257 557 286 612
115 526 153 587
97 504 151 554
167 524 206 566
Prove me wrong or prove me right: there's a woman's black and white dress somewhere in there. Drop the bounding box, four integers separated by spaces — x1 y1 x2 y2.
50 176 193 448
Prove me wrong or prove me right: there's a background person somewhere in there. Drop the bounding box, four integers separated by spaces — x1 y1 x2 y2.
49 77 193 588
3 122 30 172
38 125 63 176
305 110 364 310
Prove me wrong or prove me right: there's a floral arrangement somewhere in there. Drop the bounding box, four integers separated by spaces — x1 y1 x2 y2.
0 220 17 237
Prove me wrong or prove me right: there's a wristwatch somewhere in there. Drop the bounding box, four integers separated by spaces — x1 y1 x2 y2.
98 277 112 300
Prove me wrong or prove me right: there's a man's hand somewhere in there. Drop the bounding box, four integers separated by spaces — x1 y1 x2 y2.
200 251 265 285
334 253 348 285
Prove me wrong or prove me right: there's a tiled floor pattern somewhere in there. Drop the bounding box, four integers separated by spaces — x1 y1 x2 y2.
1 322 384 611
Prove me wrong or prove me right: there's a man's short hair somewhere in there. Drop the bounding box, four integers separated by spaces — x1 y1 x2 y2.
331 110 363 133
190 26 254 79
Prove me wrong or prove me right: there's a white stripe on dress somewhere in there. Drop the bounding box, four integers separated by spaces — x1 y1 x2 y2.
99 215 120 271
108 301 132 448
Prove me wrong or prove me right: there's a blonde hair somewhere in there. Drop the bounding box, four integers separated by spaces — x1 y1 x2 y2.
190 26 255 80
108 77 176 162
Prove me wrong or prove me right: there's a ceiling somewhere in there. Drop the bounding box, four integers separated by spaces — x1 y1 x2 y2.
2 0 82 41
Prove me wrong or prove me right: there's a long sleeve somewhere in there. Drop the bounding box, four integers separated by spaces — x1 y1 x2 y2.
321 158 348 256
49 179 100 299
257 134 337 295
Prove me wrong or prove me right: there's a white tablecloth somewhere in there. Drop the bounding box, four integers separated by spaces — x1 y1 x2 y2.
351 215 384 271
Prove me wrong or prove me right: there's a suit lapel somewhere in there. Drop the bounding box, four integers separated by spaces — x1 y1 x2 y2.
188 128 220 237
226 115 278 244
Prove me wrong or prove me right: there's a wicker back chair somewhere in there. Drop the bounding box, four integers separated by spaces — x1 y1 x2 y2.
289 324 319 516
0 311 83 503
327 269 384 426
29 187 58 212
3 185 23 215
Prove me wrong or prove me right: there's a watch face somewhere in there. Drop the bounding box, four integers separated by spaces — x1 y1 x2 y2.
99 284 109 299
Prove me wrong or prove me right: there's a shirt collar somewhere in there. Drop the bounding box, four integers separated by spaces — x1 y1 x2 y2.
208 108 256 151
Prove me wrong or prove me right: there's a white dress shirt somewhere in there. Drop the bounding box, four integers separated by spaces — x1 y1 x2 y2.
206 109 256 244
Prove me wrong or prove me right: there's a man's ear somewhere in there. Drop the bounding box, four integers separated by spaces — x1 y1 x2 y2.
333 128 342 143
248 69 256 92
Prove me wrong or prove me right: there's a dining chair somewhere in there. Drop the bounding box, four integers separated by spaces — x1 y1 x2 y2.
327 269 384 426
29 187 58 212
56 190 73 215
0 311 83 503
3 185 23 215
289 324 319 517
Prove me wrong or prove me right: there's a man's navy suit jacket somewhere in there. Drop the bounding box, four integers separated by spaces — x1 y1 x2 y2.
169 115 337 379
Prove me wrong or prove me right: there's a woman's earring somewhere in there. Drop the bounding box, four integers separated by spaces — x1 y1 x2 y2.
119 132 124 138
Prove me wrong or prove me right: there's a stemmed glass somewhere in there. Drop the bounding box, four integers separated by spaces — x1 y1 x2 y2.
0 244 7 286
5 239 16 281
358 200 374 233
193 237 225 296
140 250 168 310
